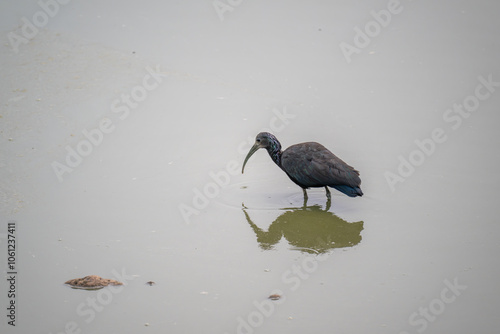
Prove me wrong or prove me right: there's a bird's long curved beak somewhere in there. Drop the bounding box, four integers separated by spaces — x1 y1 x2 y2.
242 143 260 174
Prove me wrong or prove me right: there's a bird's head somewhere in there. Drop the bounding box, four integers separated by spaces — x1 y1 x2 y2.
242 132 277 174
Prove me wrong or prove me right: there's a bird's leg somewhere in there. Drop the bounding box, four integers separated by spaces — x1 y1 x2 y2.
325 186 331 199
325 187 331 210
302 188 308 208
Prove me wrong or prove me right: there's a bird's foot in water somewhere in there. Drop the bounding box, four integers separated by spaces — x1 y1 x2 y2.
302 188 308 208
325 186 331 199
325 187 332 210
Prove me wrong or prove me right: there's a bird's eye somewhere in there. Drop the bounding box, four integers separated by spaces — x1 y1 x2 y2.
256 139 261 143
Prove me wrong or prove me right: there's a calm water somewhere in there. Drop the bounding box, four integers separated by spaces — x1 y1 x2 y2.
1 1 499 333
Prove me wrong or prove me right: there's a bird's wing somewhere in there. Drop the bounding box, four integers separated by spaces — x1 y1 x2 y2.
282 142 361 188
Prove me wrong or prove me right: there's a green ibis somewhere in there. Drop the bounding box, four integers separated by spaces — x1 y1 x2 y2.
242 132 363 199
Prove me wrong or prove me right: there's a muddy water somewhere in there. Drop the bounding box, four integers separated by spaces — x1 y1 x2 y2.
1 1 500 334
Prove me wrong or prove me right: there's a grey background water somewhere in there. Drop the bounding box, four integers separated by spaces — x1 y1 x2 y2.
1 1 499 333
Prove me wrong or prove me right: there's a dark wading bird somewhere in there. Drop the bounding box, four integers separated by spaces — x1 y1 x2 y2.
242 132 363 201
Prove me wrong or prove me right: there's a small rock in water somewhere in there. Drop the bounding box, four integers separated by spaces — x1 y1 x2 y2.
65 275 123 289
146 281 156 286
268 294 281 300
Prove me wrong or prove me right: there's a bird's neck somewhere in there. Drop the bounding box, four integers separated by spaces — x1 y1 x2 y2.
266 140 282 168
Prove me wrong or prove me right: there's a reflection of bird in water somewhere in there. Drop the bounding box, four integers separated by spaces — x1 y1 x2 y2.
242 132 363 200
242 204 363 254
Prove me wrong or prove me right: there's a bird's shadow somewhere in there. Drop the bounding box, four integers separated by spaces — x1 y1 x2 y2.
242 201 364 254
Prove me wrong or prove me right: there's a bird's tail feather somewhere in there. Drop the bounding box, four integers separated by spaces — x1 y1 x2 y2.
331 185 363 197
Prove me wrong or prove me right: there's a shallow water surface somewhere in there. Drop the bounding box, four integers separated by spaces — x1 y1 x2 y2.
1 1 500 334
